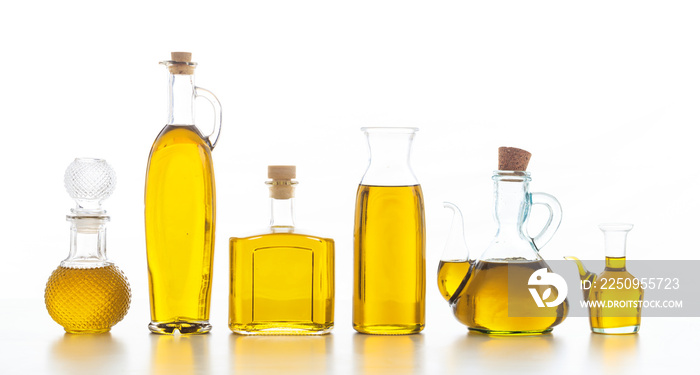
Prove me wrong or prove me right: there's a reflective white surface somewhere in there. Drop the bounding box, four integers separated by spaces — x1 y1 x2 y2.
2 298 697 374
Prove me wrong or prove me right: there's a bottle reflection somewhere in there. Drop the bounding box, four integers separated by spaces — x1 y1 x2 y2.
51 333 126 374
447 333 558 372
588 332 639 371
150 334 210 374
231 335 332 373
352 334 425 374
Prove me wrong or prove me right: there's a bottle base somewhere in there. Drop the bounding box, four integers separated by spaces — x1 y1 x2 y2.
149 321 212 335
468 327 553 336
230 322 333 336
64 328 111 334
353 324 424 335
592 325 640 334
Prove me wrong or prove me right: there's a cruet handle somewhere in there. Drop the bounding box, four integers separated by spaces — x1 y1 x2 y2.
195 86 222 150
530 192 563 251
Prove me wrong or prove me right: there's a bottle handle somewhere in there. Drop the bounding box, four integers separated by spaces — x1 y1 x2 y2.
195 86 222 150
529 192 563 251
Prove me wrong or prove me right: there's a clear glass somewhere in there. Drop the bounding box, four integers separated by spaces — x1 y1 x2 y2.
45 159 131 334
447 170 568 335
145 57 221 335
353 127 426 335
229 180 335 335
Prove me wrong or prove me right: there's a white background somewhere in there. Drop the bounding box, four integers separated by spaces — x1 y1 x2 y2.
1 1 699 374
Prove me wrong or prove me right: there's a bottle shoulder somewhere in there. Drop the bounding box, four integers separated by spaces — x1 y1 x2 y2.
230 230 334 246
152 125 210 148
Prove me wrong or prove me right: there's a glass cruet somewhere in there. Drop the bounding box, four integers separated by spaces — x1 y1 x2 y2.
567 224 643 334
353 127 426 335
45 158 131 334
448 147 568 335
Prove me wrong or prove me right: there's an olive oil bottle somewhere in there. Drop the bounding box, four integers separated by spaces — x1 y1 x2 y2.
45 158 131 334
567 224 643 334
353 128 426 335
145 52 222 335
444 148 568 335
229 166 334 335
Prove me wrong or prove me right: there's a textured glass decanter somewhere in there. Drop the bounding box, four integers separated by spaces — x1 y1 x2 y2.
44 158 131 334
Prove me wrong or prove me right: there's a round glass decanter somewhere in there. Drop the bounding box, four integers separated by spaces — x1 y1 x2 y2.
44 158 131 334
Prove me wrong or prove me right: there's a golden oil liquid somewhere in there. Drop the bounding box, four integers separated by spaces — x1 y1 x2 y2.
353 185 426 335
145 125 216 334
45 264 131 334
453 259 568 335
229 232 334 335
589 257 643 334
437 260 472 301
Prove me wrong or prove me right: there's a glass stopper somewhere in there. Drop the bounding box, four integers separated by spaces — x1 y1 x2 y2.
64 158 116 214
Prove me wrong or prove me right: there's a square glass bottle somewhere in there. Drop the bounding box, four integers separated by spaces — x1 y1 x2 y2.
229 166 334 335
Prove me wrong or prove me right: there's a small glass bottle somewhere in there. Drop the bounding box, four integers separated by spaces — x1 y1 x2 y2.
590 224 643 334
229 166 334 335
45 158 131 334
353 127 426 335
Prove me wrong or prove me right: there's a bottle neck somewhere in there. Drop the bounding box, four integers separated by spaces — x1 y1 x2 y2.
493 177 530 239
167 73 195 125
62 216 110 268
361 128 418 186
270 198 295 231
605 256 627 270
600 224 632 270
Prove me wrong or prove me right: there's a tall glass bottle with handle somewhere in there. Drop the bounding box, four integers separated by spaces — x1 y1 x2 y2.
353 127 426 335
145 52 222 334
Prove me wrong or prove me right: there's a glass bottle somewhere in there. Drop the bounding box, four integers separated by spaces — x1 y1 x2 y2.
450 167 568 335
229 166 335 335
568 224 643 334
145 52 222 334
353 127 426 335
444 147 568 335
45 158 131 334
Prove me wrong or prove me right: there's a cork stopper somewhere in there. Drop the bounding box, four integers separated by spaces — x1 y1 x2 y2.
171 52 192 62
165 51 196 75
498 147 531 171
267 165 297 199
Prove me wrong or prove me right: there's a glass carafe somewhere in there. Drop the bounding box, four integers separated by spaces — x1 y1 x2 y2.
145 52 222 334
449 170 568 335
45 158 131 334
353 127 426 335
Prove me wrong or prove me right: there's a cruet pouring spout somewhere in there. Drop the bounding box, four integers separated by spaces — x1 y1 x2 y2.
437 202 473 302
564 256 597 300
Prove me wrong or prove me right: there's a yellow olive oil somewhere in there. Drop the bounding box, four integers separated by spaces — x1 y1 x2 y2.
45 265 131 334
145 125 215 334
453 259 568 335
229 232 334 335
353 185 426 335
589 257 643 333
437 260 472 301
